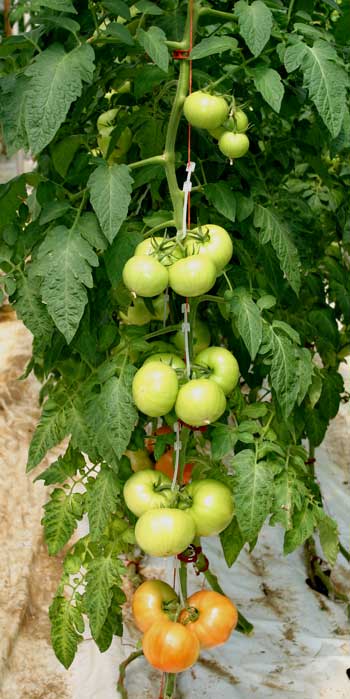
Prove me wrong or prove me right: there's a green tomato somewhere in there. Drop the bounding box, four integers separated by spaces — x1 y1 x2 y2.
168 255 217 297
132 361 179 417
123 256 168 297
218 132 249 159
183 91 229 130
208 126 226 140
119 297 152 325
194 346 239 395
144 353 186 370
181 479 234 536
185 224 233 272
135 508 196 557
123 469 174 517
173 319 210 355
135 237 182 266
234 108 249 133
175 379 226 427
124 449 154 472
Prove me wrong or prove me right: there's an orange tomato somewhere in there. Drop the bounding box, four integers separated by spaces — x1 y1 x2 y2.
132 579 178 633
142 619 200 673
144 425 173 454
155 449 193 484
179 590 238 648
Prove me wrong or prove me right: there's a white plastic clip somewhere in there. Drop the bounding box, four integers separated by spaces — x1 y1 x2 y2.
171 421 182 490
181 302 191 378
179 161 196 241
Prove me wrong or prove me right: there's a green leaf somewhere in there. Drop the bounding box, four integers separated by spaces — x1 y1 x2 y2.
101 0 130 19
296 348 313 405
235 0 272 57
284 40 347 138
37 14 80 33
14 271 54 348
134 65 166 99
76 213 109 252
137 27 169 73
51 135 85 178
232 449 274 544
190 36 238 60
254 204 301 294
39 200 72 225
220 516 245 567
36 446 84 485
36 225 99 343
266 326 300 418
211 424 238 460
103 225 143 286
204 183 236 222
0 174 27 230
88 466 121 541
36 0 77 12
94 586 124 652
0 76 29 156
251 66 284 113
25 44 95 154
49 596 83 670
88 163 133 244
318 369 343 421
27 394 70 471
284 505 315 554
270 467 294 530
135 0 163 14
84 366 138 468
104 23 134 45
227 287 262 360
317 511 339 566
235 193 254 222
305 407 328 447
241 403 268 418
43 488 83 554
85 556 124 639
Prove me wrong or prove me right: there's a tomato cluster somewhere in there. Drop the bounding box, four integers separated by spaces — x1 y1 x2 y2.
183 91 250 160
122 223 232 298
123 469 234 557
132 580 238 673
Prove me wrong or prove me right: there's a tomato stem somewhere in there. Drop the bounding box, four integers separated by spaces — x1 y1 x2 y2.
164 672 176 698
179 560 188 603
116 649 143 698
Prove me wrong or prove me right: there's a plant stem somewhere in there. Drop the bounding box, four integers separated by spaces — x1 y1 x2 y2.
143 220 176 238
305 537 349 603
203 568 254 634
164 673 176 698
128 155 166 170
287 0 296 25
339 542 350 562
179 561 188 603
143 323 180 340
198 8 235 21
117 650 143 699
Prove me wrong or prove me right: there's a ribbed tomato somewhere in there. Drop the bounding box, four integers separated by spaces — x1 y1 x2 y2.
132 579 178 632
179 590 238 648
142 619 200 672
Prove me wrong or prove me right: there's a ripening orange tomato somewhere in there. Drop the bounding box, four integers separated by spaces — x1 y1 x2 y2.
132 579 178 633
155 448 194 484
144 425 173 454
142 619 200 673
179 590 238 648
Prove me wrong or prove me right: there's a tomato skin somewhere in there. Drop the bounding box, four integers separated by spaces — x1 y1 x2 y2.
181 479 234 536
123 469 174 517
194 346 239 395
173 318 210 355
185 224 233 272
155 449 194 484
132 580 178 633
124 449 153 472
119 295 169 325
168 255 217 297
144 425 173 454
208 126 225 140
175 379 226 427
132 361 178 417
143 352 185 370
218 132 250 159
122 256 168 298
234 108 249 133
135 507 195 557
184 91 229 130
180 590 238 648
142 619 200 673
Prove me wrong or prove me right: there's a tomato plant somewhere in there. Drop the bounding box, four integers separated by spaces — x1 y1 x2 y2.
1 0 349 682
142 619 200 673
132 579 178 633
180 590 238 648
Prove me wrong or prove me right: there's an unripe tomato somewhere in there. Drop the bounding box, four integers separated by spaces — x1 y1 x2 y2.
142 619 200 673
184 91 229 130
208 126 226 140
132 361 178 417
175 379 226 427
122 256 168 297
135 237 182 266
155 449 194 484
143 353 185 370
180 590 238 648
168 255 217 297
144 425 173 454
124 449 153 472
185 224 233 272
135 508 196 557
194 346 239 395
172 319 211 355
119 297 152 325
132 580 178 633
181 479 234 536
234 108 249 133
123 469 174 517
218 132 249 159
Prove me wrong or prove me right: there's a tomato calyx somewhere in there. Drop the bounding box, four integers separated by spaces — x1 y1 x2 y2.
180 605 200 624
177 543 200 563
194 551 210 575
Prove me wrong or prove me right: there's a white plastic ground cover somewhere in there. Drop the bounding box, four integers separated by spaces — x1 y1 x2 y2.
69 366 350 699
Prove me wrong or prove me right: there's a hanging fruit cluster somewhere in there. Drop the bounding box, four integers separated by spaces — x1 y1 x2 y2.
183 91 250 160
132 581 238 673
